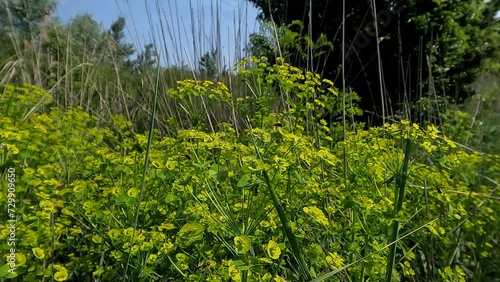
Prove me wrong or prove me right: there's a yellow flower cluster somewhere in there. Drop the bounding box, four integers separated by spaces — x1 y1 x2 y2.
167 79 232 103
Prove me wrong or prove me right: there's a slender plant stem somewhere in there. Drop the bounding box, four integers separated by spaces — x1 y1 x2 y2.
385 138 412 281
262 170 312 281
371 0 386 123
122 52 161 281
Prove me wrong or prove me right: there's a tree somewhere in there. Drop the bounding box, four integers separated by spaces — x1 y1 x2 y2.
199 48 219 80
66 14 107 59
0 0 55 40
0 0 56 63
133 43 156 73
108 17 135 67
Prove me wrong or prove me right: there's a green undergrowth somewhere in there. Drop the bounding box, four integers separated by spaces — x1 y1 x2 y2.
0 78 499 281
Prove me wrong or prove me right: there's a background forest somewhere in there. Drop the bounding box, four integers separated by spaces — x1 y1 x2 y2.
1 0 499 281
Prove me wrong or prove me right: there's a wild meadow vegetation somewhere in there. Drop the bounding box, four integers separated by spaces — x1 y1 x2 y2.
1 0 500 281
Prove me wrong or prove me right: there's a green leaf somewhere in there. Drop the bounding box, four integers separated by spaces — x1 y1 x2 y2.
15 265 27 275
0 264 9 278
125 197 136 207
114 195 127 205
237 174 251 188
427 225 440 237
19 151 31 158
178 175 192 185
177 223 204 247
22 214 38 225
157 172 167 180
383 176 395 185
164 193 175 204
232 259 250 270
217 171 229 183
232 259 246 266
0 263 18 278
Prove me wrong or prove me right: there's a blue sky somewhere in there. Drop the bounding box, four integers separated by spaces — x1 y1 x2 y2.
56 0 261 68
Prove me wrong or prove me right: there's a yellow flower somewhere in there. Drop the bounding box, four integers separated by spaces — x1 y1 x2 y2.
140 241 153 251
43 179 60 187
160 242 174 254
421 141 437 153
158 223 176 231
53 265 69 281
61 208 74 217
266 240 281 259
109 249 121 258
326 252 344 269
40 200 56 213
444 137 457 148
426 124 440 139
151 231 166 242
136 231 146 242
130 245 140 254
166 160 177 170
123 157 134 165
72 182 86 193
234 235 251 254
123 227 135 237
257 257 273 264
228 264 241 281
108 229 122 241
32 247 45 259
70 226 82 235
11 253 27 266
92 235 103 244
323 78 334 86
83 201 94 211
6 144 19 154
303 206 329 226
93 267 105 276
146 254 158 264
23 167 36 176
34 124 48 133
127 188 140 198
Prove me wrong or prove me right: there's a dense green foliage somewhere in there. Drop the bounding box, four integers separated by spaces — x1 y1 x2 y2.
1 60 499 281
0 1 499 281
246 0 500 124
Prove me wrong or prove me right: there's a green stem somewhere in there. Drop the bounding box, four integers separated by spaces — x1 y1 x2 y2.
242 254 248 282
122 58 161 281
263 170 312 281
385 138 412 282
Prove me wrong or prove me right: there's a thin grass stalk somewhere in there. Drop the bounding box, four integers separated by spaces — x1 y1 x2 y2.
341 0 356 269
261 170 311 281
341 0 348 184
371 0 386 124
3 2 22 58
385 137 412 282
122 52 161 281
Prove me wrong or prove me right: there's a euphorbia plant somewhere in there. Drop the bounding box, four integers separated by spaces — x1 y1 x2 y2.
1 57 499 281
